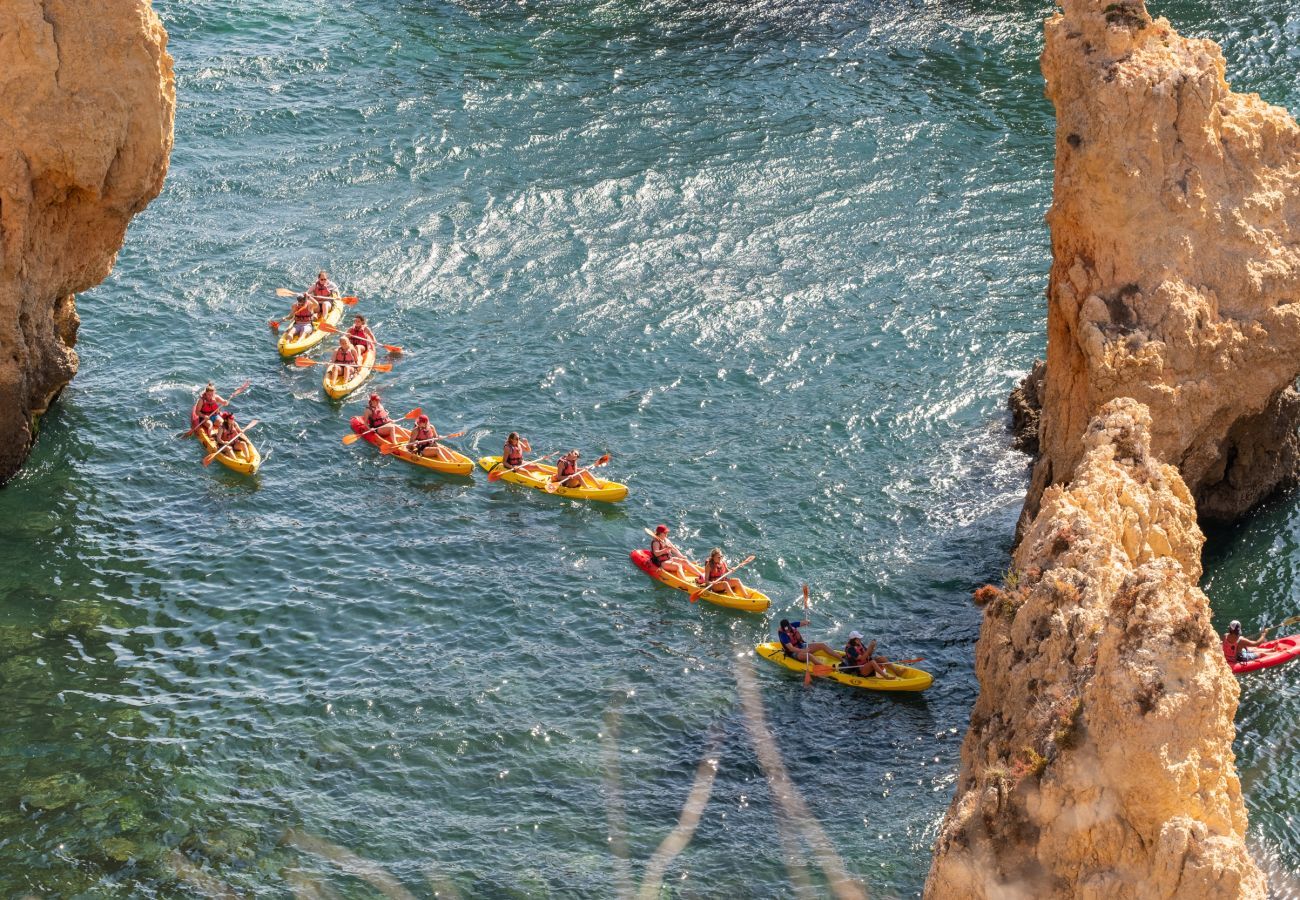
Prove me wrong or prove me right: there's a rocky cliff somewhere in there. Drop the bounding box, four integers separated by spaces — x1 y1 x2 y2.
927 399 1265 899
0 0 173 482
1020 0 1300 532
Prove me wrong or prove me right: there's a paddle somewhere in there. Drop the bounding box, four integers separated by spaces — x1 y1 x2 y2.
294 356 392 373
318 322 403 355
689 555 756 603
1251 614 1300 642
341 408 423 445
830 656 926 679
641 527 703 576
487 449 555 482
379 430 465 454
202 419 258 466
802 585 814 686
177 380 250 438
275 288 359 303
544 454 612 493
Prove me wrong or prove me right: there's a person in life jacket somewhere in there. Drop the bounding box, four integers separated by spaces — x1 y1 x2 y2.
289 293 318 338
192 382 228 438
215 411 249 458
346 314 376 360
363 393 400 443
840 632 895 679
499 432 537 474
1223 620 1269 664
406 414 455 461
777 618 843 664
647 524 703 580
308 271 338 320
552 449 591 489
697 548 747 597
327 337 360 385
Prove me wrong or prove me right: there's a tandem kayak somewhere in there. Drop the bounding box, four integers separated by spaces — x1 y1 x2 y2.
629 549 769 613
350 417 473 476
191 413 262 476
1230 636 1300 675
277 295 344 357
477 455 628 503
754 642 933 692
323 346 375 400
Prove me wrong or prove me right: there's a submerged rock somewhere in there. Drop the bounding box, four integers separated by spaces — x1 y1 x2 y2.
0 0 174 482
928 399 1266 898
1018 0 1300 532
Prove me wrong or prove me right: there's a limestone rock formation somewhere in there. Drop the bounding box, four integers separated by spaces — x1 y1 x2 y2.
0 0 174 482
927 399 1266 899
1020 0 1300 532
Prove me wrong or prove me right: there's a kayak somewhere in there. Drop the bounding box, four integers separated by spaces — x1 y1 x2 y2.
323 346 375 400
190 413 262 476
1230 635 1300 674
478 455 628 503
277 294 344 358
754 642 933 692
629 549 769 613
350 417 473 476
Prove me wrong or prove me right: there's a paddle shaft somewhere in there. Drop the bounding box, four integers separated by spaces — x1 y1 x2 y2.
690 555 755 600
203 419 258 465
489 451 558 480
182 380 250 437
641 528 701 567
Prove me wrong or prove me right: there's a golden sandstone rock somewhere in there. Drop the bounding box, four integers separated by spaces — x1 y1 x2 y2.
0 0 173 481
932 0 1290 893
927 400 1266 898
1022 0 1300 531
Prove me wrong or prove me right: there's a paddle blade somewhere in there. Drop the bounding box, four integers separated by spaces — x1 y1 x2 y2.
544 480 559 493
379 442 398 455
488 468 504 482
319 322 340 334
341 432 361 445
403 408 423 420
276 288 296 297
383 344 403 355
229 380 251 399
803 666 813 686
342 296 359 305
812 664 836 677
294 357 317 367
593 453 611 467
373 363 393 373
268 319 281 330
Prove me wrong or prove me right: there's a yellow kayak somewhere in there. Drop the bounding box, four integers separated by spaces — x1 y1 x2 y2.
193 416 262 476
629 549 769 613
478 455 628 503
351 417 473 476
277 295 344 357
323 346 375 400
754 642 933 692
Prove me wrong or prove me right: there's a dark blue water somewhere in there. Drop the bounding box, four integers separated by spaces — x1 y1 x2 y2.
0 0 1295 894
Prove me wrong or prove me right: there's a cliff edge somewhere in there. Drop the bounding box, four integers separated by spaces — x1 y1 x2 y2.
1021 0 1300 531
0 0 174 482
927 399 1265 898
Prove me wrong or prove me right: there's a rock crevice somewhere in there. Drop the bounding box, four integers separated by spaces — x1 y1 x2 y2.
0 0 173 482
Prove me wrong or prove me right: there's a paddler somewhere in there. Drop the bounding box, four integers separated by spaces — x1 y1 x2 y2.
1223 620 1269 664
308 270 338 319
191 382 227 438
362 393 401 443
777 618 843 664
648 525 703 579
406 414 455 462
214 411 249 458
345 314 376 359
552 449 592 489
840 633 895 679
326 337 359 384
288 293 317 338
499 432 538 474
697 548 747 597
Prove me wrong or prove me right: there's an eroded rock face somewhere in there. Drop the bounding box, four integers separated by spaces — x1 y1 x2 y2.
927 399 1266 899
0 0 174 481
1020 0 1300 532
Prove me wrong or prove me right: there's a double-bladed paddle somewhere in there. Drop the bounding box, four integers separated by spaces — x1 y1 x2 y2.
294 355 392 373
543 454 611 493
341 408 423 445
177 380 250 438
689 554 756 603
317 322 403 355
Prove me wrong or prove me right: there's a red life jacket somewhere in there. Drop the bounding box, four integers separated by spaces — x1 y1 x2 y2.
197 395 221 416
706 559 728 580
650 538 672 566
367 406 390 428
294 302 315 323
334 347 358 365
1223 636 1240 663
310 283 333 298
556 456 578 478
504 442 524 467
348 327 371 349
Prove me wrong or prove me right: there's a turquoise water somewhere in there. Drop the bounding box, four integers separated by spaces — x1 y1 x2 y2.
1 0 1296 895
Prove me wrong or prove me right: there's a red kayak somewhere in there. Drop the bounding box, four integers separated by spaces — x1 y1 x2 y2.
1230 635 1300 674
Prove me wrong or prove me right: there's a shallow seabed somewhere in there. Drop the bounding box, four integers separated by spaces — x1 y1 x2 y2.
1 0 1296 895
